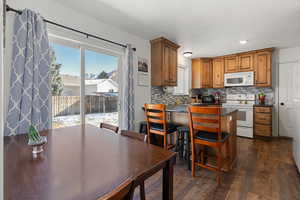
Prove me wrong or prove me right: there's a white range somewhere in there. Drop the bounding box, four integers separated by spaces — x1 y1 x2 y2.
222 94 255 138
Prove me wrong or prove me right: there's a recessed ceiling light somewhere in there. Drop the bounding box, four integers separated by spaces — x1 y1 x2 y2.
239 40 248 44
183 52 192 57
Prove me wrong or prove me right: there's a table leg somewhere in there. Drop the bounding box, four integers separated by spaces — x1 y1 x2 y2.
163 160 174 200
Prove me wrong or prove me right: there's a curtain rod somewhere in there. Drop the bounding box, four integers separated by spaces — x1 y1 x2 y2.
6 5 136 51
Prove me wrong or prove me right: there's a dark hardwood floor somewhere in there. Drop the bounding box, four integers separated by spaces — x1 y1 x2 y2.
133 137 300 200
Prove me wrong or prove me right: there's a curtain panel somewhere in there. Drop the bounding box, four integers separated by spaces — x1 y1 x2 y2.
4 9 51 136
120 44 135 131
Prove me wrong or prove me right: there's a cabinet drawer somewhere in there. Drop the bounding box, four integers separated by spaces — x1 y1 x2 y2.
255 124 272 136
255 113 272 125
255 107 272 113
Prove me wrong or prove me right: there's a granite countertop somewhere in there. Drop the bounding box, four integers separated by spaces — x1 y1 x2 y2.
166 104 238 116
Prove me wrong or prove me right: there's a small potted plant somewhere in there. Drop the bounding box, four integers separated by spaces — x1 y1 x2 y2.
258 91 266 105
28 125 47 155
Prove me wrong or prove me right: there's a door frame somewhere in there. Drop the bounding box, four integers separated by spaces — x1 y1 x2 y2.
277 60 299 137
49 35 123 128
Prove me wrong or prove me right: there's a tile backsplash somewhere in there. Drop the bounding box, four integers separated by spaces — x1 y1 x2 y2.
192 87 274 104
151 86 274 105
151 86 190 105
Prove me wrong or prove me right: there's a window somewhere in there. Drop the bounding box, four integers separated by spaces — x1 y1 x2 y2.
173 65 190 95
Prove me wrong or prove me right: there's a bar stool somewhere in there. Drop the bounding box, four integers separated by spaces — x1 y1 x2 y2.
175 126 187 158
144 104 177 150
187 106 230 185
139 121 148 134
177 126 193 170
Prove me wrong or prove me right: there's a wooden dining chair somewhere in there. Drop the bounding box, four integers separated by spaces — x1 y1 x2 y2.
187 106 230 185
100 123 119 133
98 178 134 200
120 130 147 200
120 130 147 143
144 104 177 150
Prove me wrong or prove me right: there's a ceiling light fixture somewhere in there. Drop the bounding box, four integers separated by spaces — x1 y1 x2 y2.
239 40 248 45
183 52 192 58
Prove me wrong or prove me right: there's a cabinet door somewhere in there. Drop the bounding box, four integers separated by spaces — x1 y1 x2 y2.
238 53 254 71
225 56 238 73
168 47 177 86
192 59 201 88
201 59 213 88
213 58 224 88
163 45 170 85
255 51 272 87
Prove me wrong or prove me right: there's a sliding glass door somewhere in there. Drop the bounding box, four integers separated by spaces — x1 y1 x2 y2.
84 49 119 127
50 42 81 129
50 38 120 129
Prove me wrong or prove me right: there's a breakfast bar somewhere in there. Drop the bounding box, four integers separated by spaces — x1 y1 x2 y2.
166 105 238 171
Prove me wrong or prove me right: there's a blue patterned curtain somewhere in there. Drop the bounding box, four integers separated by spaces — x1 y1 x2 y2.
4 9 51 136
120 44 135 131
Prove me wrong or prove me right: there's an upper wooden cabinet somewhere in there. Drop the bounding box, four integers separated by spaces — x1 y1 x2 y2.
238 53 254 72
190 48 273 89
225 53 254 73
212 58 224 88
224 56 238 73
192 58 213 88
150 37 180 86
255 50 272 87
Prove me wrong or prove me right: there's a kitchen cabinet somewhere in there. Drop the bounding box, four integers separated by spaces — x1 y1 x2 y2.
254 106 272 137
238 53 254 72
254 50 272 87
192 58 213 88
212 58 224 88
225 53 254 73
224 56 238 73
150 37 180 86
191 48 273 88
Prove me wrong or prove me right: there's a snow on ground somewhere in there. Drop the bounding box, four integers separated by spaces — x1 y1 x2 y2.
53 112 118 129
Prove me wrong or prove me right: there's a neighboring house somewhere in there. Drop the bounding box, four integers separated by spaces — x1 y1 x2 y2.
60 74 118 96
85 79 118 95
61 75 81 96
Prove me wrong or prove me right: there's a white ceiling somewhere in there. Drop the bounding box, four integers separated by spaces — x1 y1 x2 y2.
55 0 300 57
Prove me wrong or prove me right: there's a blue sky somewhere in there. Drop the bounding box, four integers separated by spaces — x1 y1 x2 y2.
51 43 118 76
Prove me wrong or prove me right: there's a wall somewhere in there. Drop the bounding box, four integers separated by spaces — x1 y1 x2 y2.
0 1 4 199
4 0 151 130
278 47 300 171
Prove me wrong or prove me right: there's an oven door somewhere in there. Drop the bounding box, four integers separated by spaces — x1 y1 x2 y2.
236 108 253 127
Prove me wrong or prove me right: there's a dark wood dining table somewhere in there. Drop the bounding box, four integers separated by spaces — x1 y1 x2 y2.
4 124 176 200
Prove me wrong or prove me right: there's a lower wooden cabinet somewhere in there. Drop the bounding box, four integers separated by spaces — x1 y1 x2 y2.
254 106 272 137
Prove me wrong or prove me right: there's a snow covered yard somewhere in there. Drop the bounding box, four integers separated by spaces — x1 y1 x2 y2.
52 112 118 129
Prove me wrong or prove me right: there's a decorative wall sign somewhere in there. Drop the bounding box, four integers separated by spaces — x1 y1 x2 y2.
137 57 149 86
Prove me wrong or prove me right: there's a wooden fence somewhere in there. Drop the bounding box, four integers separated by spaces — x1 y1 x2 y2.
52 95 118 117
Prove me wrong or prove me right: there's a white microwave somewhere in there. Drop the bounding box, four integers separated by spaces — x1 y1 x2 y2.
224 72 254 87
